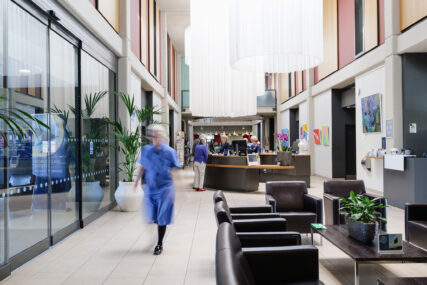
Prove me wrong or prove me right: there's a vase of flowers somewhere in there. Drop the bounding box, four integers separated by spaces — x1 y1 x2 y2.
274 133 293 166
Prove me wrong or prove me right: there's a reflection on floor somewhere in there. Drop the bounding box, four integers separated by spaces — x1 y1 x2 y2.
1 168 427 285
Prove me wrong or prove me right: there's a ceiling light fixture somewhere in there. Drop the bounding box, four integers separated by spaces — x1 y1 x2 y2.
228 0 323 73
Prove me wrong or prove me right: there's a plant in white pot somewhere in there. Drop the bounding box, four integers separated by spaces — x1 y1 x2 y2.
108 92 161 212
274 133 293 166
340 191 387 244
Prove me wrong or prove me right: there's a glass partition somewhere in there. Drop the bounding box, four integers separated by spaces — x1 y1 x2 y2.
49 31 79 233
4 1 49 257
80 51 115 218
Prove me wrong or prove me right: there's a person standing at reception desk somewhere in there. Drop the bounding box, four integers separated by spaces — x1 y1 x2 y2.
247 136 261 154
193 138 208 192
217 135 230 156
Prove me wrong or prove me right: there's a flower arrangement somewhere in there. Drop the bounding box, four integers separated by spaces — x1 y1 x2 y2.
274 133 292 152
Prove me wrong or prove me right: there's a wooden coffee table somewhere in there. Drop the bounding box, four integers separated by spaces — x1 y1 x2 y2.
311 225 427 285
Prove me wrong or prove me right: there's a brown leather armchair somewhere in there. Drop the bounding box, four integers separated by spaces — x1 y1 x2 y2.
323 180 387 231
216 222 322 285
265 181 323 233
405 203 427 250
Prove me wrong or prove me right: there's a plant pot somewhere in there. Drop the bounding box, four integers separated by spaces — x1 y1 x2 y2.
345 216 378 244
67 181 104 212
115 181 143 212
277 152 292 166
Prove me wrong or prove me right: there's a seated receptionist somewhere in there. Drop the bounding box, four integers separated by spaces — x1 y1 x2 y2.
217 135 230 156
247 135 261 154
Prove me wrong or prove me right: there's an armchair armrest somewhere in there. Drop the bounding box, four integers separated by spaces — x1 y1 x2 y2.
237 231 301 247
231 213 280 220
229 205 272 214
233 218 287 232
304 194 323 224
265 194 276 212
323 193 340 225
406 203 427 221
244 246 319 284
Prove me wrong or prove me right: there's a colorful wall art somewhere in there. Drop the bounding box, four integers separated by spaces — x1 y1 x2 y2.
313 129 321 145
300 123 308 140
321 126 329 146
362 93 382 133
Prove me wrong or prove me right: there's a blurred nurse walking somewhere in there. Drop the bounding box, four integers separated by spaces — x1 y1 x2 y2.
134 125 181 255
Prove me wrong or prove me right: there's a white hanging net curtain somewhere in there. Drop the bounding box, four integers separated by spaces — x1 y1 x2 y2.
228 0 324 73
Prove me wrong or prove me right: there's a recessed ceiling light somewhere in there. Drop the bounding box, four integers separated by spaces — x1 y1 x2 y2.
18 69 31 73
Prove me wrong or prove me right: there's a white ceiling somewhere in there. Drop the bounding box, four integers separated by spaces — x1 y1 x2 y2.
158 0 190 54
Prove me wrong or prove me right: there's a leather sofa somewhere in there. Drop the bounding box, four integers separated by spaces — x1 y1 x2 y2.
323 180 387 231
266 181 322 233
405 203 427 250
215 201 288 232
216 222 322 285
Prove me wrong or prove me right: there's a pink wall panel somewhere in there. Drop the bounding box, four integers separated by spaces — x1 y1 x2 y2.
338 0 355 69
379 0 385 44
131 0 141 60
89 0 96 7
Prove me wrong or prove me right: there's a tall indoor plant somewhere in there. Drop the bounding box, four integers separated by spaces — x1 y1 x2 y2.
275 133 292 166
108 92 161 211
340 191 387 244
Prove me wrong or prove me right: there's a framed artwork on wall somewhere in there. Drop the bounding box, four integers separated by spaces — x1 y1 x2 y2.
362 93 382 133
321 126 329 146
314 129 321 145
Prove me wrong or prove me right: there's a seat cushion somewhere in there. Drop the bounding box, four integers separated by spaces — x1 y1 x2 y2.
408 220 427 250
279 212 317 233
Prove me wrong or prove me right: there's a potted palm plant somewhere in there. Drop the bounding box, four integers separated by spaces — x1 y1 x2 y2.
274 133 292 166
108 92 161 212
340 191 387 244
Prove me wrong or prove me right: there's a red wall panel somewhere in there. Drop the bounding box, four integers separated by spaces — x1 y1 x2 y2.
338 0 355 69
131 0 141 60
314 67 319 84
379 0 385 44
302 71 306 91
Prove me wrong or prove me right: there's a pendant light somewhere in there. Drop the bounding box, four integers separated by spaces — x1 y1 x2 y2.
228 0 323 73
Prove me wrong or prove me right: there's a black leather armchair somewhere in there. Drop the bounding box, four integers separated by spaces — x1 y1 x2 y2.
215 201 288 232
265 181 322 233
216 222 322 285
323 180 387 231
405 203 427 250
213 190 273 214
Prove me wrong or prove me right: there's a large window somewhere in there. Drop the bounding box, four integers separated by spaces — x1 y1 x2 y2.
2 1 49 258
81 52 116 218
0 0 118 271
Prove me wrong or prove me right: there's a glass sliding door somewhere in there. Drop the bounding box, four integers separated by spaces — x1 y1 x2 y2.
49 31 79 233
80 51 115 218
4 1 49 257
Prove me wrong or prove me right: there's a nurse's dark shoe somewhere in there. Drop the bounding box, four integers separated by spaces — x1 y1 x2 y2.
153 245 163 255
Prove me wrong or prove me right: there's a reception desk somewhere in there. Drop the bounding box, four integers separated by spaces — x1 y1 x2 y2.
204 154 311 192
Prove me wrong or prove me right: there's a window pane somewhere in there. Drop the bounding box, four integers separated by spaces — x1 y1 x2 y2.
49 31 79 233
355 0 364 55
81 51 115 218
4 1 48 257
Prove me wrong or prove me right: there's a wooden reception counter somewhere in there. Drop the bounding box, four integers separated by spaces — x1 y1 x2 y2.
204 154 311 192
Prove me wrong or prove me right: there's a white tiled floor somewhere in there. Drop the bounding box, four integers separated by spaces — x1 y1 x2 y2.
2 169 427 285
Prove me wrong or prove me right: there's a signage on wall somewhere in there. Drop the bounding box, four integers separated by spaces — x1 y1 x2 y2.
409 123 417 134
382 137 386 150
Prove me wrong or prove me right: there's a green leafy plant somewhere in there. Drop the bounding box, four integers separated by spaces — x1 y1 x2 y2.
0 93 49 145
277 145 292 152
340 191 387 224
108 92 163 182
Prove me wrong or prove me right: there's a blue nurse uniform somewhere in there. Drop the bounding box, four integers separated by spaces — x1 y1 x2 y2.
139 143 181 226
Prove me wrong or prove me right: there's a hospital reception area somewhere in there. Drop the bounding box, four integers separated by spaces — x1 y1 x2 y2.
1 0 427 284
